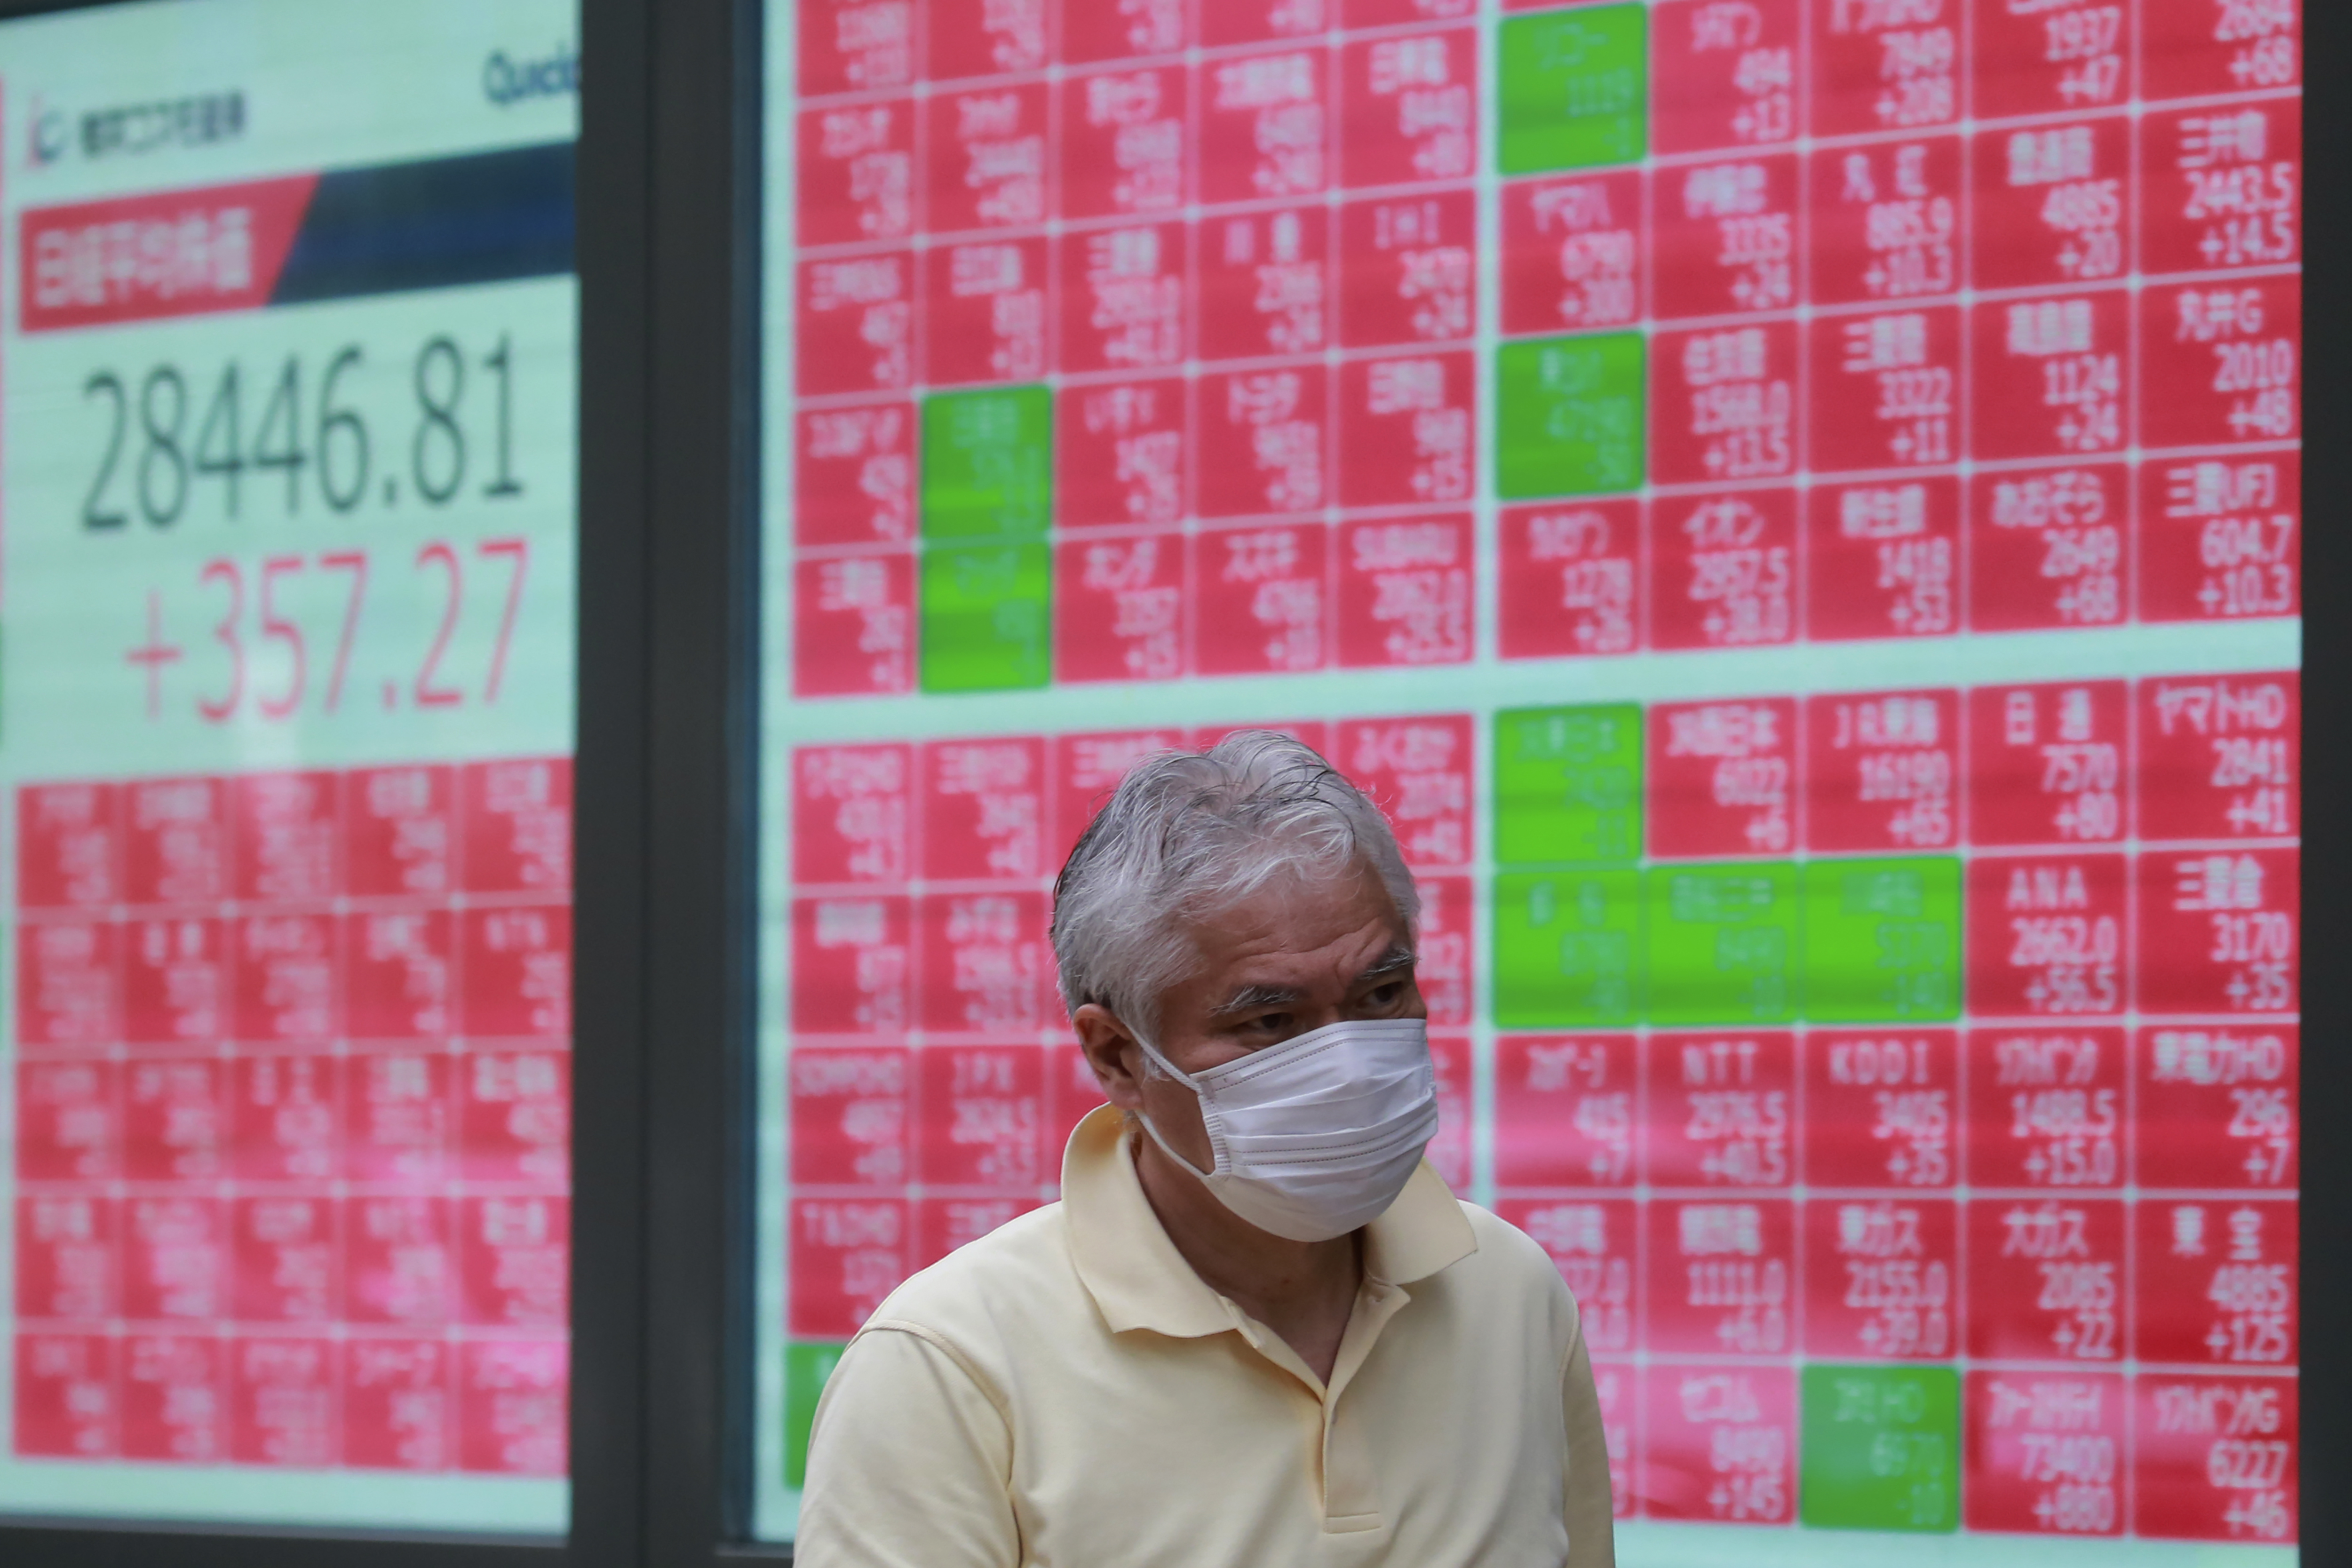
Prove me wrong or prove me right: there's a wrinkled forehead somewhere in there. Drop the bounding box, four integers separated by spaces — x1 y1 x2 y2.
1168 862 1414 995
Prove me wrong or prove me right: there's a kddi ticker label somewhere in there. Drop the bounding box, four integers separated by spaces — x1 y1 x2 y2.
757 0 2302 1555
1 0 577 1534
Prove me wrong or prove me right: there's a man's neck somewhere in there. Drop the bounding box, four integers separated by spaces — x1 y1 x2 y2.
1128 1130 1362 1386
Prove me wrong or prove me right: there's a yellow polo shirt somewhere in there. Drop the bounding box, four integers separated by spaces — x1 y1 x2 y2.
797 1105 1615 1567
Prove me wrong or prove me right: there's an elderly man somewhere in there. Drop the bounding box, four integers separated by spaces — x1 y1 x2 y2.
798 732 1614 1566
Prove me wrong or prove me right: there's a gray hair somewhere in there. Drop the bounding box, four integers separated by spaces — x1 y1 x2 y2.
1051 731 1420 1038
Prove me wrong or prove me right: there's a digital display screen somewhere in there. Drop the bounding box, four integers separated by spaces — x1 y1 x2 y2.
0 0 577 1533
758 0 2300 1555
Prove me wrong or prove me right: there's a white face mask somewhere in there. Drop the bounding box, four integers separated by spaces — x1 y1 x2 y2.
1131 1017 1439 1243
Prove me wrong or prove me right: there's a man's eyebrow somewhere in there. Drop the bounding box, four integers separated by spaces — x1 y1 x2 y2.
1356 945 1418 982
1207 982 1303 1020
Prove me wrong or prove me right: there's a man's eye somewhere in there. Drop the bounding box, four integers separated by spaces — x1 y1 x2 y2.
1365 982 1403 1008
1243 1013 1290 1037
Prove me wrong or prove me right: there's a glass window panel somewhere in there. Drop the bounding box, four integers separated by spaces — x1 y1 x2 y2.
758 0 2301 1554
0 0 578 1533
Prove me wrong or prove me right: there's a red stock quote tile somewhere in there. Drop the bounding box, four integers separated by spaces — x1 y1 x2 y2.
1967 680 2128 848
1650 488 1797 651
793 744 912 886
1806 305 1960 472
917 1045 1046 1190
1335 513 1471 669
124 1056 225 1181
1641 1362 1796 1523
1650 321 1798 486
16 1059 119 1182
122 776 227 907
1971 0 2130 119
232 772 339 903
1967 463 2130 632
1336 351 1474 509
2135 1196 2296 1370
1337 188 1476 348
2144 277 2301 452
461 758 571 895
461 905 571 1039
1803 688 1957 852
924 236 1050 386
2132 1374 2297 1543
796 98 916 248
1966 853 2128 1020
1803 1195 1958 1359
1499 500 1642 659
796 0 915 96
1199 46 1332 206
124 915 228 1046
16 1332 117 1457
122 1195 227 1323
2135 1024 2297 1192
1645 1198 1795 1356
1645 1032 1795 1189
1965 1196 2126 1364
928 0 1052 80
233 914 337 1044
17 782 119 910
1195 204 1329 361
1648 699 1796 859
1501 1197 1637 1359
1052 729 1184 867
1200 0 1323 48
1651 0 1798 151
344 1196 454 1327
1803 1030 1956 1190
1064 0 1185 60
1193 523 1330 676
344 1339 452 1471
1336 715 1472 869
1195 364 1330 517
793 552 916 697
923 83 1050 236
1804 477 1958 641
1963 1370 2127 1537
18 918 118 1050
790 895 913 1037
122 1333 223 1463
2137 672 2296 842
2141 102 2300 276
795 403 914 549
790 1196 912 1337
1058 377 1185 530
457 1339 567 1476
1965 1026 2125 1192
342 1049 451 1186
232 1195 338 1323
1969 118 2130 292
344 908 454 1041
790 1044 911 1188
1806 0 1957 138
1971 291 2130 463
922 737 1047 883
17 1192 119 1320
1057 533 1188 684
2137 846 2297 1017
2139 454 2298 624
1805 134 1960 306
795 251 915 396
1059 221 1185 375
1062 63 1189 220
345 765 456 899
1494 1035 1638 1189
1500 171 1643 337
917 891 1051 1035
228 1051 338 1182
458 1048 571 1186
1652 152 1798 319
459 1194 569 1328
2143 2 2299 101
1336 28 1477 189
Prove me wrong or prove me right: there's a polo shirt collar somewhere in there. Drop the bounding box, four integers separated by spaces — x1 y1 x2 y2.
1061 1104 1477 1338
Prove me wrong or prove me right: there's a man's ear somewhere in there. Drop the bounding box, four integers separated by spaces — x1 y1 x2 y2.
1072 1002 1147 1112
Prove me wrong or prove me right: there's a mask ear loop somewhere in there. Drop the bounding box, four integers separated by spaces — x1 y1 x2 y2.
1129 1032 1225 1181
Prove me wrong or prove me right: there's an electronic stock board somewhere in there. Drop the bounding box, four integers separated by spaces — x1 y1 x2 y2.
0 0 578 1533
758 0 2304 1555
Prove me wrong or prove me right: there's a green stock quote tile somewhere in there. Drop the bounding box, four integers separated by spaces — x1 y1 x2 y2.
921 386 1053 540
1800 1365 1960 1532
1803 857 1962 1022
1645 863 1799 1025
786 1340 849 1488
1494 704 1643 867
1498 6 1647 173
1493 870 1642 1027
1496 335 1646 498
919 542 1052 692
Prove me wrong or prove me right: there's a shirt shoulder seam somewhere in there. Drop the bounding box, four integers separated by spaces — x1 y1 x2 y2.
854 1318 1016 1427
